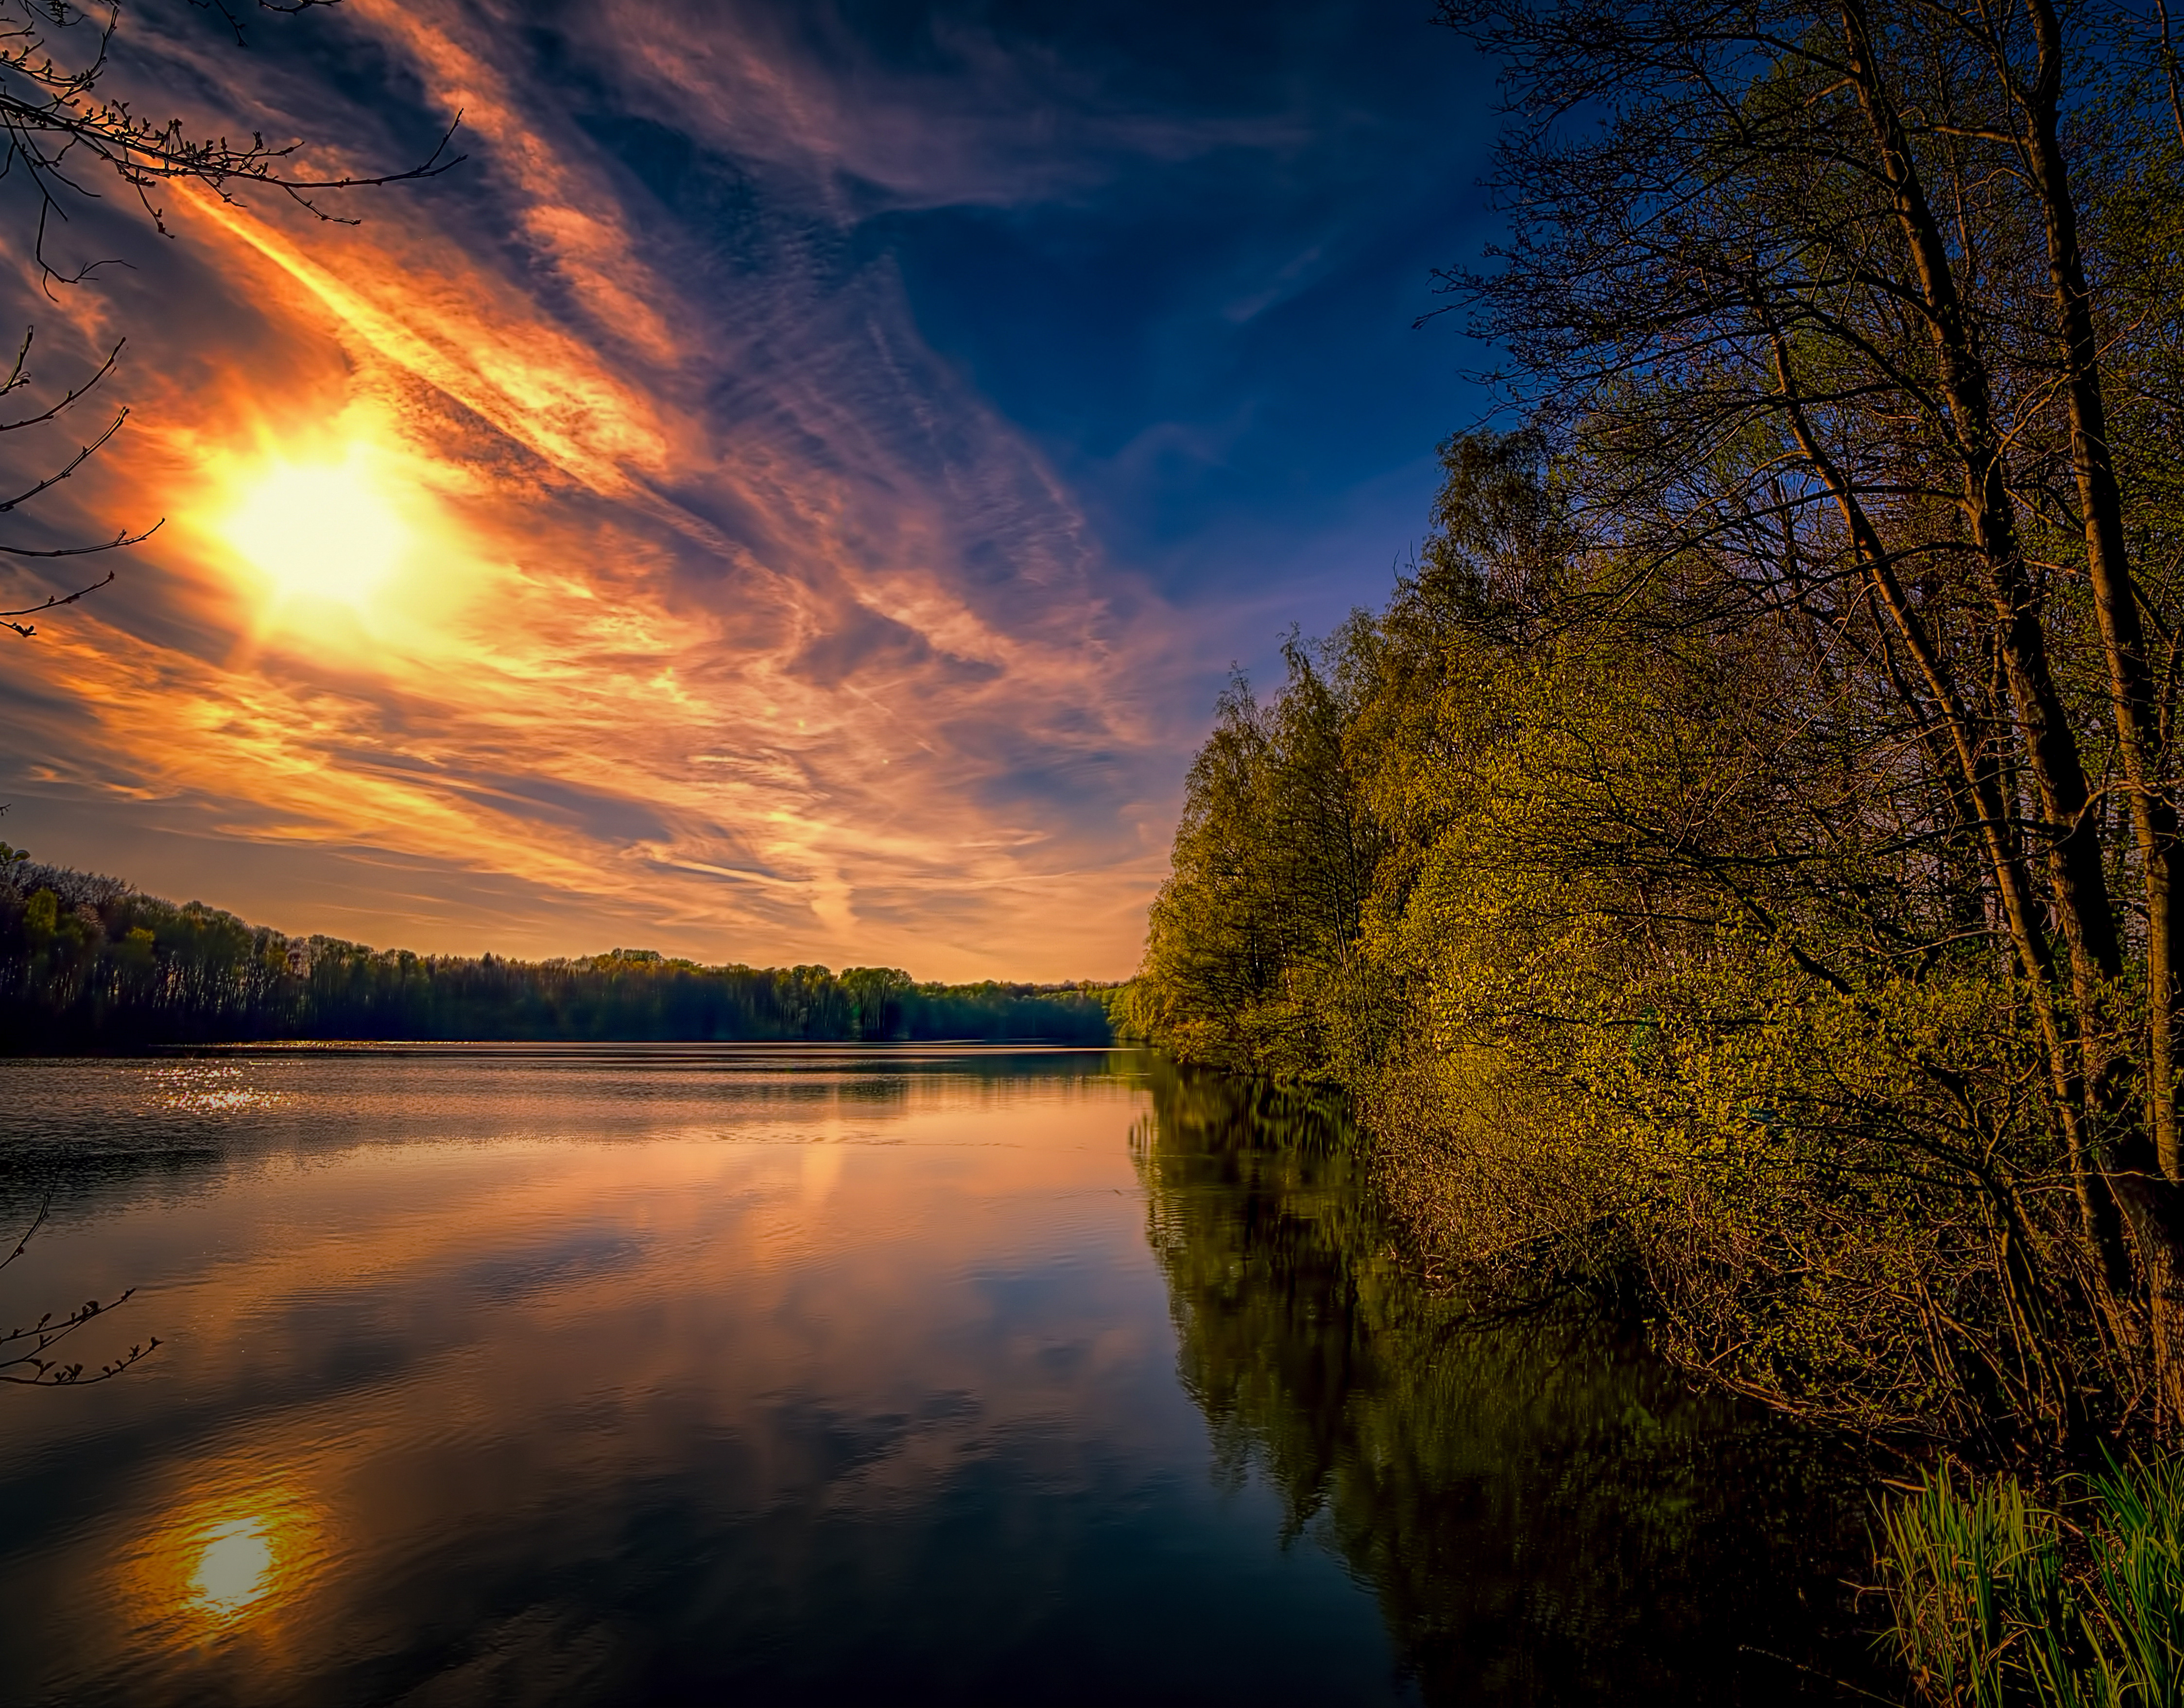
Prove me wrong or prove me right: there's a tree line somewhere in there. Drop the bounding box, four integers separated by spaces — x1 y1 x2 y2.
1131 0 2184 1461
0 851 1112 1049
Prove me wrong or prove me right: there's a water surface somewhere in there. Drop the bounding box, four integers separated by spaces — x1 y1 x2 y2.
0 1046 1880 1704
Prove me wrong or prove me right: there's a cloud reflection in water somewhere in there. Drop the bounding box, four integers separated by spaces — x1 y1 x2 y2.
2 1050 1400 1705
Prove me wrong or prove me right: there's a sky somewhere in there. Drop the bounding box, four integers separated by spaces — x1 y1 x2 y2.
0 0 1501 980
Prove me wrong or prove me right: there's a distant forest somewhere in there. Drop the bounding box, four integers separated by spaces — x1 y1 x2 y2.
0 851 1114 1050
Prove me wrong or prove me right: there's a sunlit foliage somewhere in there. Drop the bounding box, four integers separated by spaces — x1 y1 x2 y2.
1136 0 2184 1455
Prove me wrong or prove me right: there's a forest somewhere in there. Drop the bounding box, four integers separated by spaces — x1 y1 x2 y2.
1130 0 2184 1514
0 850 1112 1049
1128 2 2184 1679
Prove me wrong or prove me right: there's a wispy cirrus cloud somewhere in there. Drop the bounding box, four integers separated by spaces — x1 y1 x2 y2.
0 0 1207 977
575 0 1307 214
0 0 1496 977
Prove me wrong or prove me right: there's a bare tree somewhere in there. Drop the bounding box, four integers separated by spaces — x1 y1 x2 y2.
0 1195 155 1384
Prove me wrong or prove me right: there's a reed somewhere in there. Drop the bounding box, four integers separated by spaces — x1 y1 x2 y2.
1878 1456 2184 1706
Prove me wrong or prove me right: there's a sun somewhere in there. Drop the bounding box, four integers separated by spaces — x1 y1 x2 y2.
223 450 410 611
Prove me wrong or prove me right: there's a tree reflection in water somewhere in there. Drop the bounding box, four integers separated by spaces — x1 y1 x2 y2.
1132 1056 1892 1706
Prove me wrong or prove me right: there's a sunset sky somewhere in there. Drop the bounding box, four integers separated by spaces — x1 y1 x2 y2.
0 0 1497 980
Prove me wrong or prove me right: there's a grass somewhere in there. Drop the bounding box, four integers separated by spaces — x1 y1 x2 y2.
1878 1454 2184 1706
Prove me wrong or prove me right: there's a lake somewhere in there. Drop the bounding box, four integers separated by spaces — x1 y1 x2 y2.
0 1046 1884 1705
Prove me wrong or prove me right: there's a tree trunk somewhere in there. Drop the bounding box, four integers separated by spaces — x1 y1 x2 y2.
2014 0 2184 1187
1839 0 2131 1280
2111 1172 2184 1428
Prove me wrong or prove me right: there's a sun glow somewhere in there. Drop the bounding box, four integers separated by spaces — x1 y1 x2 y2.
222 450 411 612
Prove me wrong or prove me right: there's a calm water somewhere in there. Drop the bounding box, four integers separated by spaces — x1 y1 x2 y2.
0 1047 1884 1705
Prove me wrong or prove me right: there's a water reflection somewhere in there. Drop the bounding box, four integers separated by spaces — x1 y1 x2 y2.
189 1518 273 1615
0 1048 1404 1706
1133 1057 1887 1704
0 1047 1880 1705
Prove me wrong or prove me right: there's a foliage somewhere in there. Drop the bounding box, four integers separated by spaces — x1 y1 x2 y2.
1880 1455 2184 1706
0 857 1113 1048
1140 468 2134 1443
1137 0 2184 1454
1136 640 1386 1080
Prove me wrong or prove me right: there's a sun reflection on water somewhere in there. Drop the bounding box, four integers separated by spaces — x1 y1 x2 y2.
122 1485 326 1648
149 1063 289 1116
189 1517 275 1619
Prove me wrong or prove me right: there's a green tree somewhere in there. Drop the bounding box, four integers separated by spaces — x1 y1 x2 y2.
1140 0 2184 1452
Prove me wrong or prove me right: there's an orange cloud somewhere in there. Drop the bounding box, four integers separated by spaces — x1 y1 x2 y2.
0 1 1187 978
